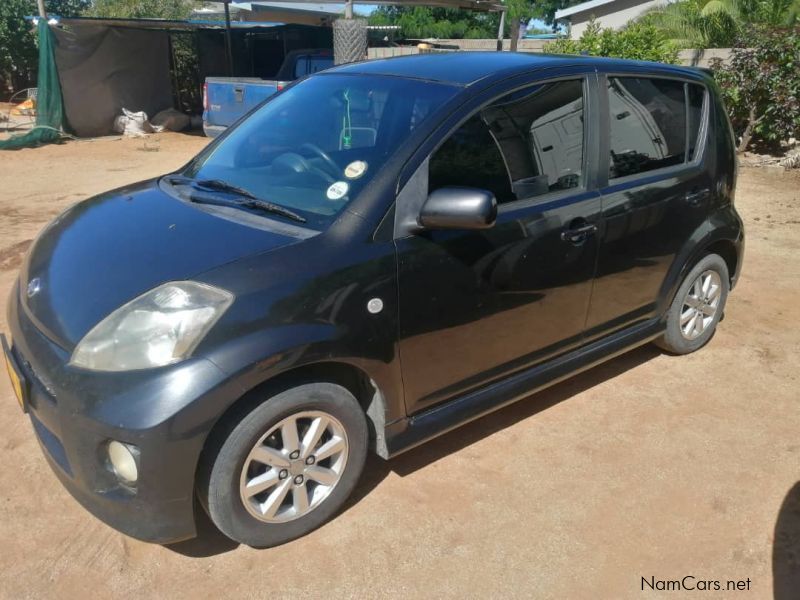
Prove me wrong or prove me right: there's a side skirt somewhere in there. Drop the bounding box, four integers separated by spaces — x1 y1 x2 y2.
382 318 664 458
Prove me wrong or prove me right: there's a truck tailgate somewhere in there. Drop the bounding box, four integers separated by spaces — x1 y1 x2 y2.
204 77 281 128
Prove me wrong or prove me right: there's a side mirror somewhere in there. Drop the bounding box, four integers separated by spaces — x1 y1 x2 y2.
418 187 497 230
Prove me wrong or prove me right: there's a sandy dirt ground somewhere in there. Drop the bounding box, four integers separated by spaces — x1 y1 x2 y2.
0 134 799 599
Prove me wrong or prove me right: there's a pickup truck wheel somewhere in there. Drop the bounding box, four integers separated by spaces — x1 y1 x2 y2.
199 383 368 547
656 253 729 355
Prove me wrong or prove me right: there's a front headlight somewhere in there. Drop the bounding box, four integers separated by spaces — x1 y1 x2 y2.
70 281 233 372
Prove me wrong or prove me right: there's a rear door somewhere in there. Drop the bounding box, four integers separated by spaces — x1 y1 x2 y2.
395 72 604 414
585 73 712 339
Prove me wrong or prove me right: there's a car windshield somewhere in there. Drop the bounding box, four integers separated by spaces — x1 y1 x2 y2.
182 74 459 228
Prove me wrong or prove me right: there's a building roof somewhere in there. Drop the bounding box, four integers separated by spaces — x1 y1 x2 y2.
30 15 285 30
243 2 344 14
555 0 618 20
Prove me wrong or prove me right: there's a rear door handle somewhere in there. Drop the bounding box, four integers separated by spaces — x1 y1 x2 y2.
685 188 710 206
561 222 598 244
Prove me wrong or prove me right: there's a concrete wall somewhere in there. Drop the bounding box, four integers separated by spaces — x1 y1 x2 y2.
368 43 733 68
367 38 550 58
368 46 421 59
678 48 733 67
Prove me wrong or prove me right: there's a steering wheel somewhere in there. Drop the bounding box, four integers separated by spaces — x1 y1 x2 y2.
300 143 341 179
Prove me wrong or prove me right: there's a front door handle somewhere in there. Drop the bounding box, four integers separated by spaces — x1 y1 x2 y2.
561 222 598 244
685 188 710 206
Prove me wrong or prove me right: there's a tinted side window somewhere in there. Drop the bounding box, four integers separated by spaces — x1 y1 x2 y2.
429 79 585 205
607 77 687 179
429 114 515 204
294 56 333 78
483 80 585 199
687 83 705 161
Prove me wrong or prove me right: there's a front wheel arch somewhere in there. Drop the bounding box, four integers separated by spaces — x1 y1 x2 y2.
198 381 369 546
195 361 388 494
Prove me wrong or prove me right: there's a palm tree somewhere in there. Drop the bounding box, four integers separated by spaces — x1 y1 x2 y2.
642 0 799 47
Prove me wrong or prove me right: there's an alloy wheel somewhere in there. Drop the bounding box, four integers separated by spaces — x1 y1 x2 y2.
679 269 722 340
239 410 349 523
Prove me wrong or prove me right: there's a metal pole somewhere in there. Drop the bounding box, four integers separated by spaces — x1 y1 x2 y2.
344 0 354 19
37 0 47 18
224 1 234 76
496 9 506 51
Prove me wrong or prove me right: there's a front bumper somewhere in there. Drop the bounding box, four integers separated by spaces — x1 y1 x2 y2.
5 281 242 543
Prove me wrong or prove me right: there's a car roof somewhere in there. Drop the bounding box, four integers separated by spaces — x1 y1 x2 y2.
326 52 703 86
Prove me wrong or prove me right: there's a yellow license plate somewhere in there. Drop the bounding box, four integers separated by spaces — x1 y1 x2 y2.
3 345 24 411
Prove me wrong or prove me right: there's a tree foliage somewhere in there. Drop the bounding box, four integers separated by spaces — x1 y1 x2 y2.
531 0 584 26
47 0 91 17
1 1 89 95
545 18 679 63
711 26 800 151
1 0 38 93
87 0 199 20
368 6 501 39
367 1 574 40
641 0 800 48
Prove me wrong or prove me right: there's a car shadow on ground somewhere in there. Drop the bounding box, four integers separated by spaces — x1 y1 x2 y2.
167 343 662 557
773 481 800 599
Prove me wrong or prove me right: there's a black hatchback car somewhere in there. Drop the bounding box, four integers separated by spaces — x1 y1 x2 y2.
3 52 743 547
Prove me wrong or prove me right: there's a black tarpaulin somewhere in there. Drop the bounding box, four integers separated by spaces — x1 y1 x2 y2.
52 25 173 137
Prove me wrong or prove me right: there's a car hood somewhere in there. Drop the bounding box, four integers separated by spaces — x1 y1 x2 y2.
19 179 309 349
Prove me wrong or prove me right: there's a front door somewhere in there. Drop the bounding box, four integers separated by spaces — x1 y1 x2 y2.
395 76 602 414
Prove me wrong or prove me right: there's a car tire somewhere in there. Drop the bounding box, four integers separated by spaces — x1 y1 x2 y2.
655 253 729 355
198 382 368 547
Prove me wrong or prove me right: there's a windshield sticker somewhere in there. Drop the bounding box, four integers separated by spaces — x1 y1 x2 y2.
326 181 349 201
344 160 368 180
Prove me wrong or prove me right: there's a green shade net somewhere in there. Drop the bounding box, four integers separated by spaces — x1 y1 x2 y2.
0 20 65 150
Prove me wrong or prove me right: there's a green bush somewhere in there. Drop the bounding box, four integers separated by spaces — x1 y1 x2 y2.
545 19 680 63
711 26 800 152
640 0 800 49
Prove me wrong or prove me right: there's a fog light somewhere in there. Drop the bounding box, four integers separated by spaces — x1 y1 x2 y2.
107 440 138 484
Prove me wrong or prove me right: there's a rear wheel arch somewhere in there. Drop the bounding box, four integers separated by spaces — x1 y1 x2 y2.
660 233 739 315
704 239 738 286
677 238 739 296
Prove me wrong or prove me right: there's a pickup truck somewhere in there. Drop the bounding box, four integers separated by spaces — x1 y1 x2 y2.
202 48 333 138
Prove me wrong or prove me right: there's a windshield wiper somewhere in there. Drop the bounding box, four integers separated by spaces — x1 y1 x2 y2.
190 194 307 224
165 175 307 223
195 178 259 200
